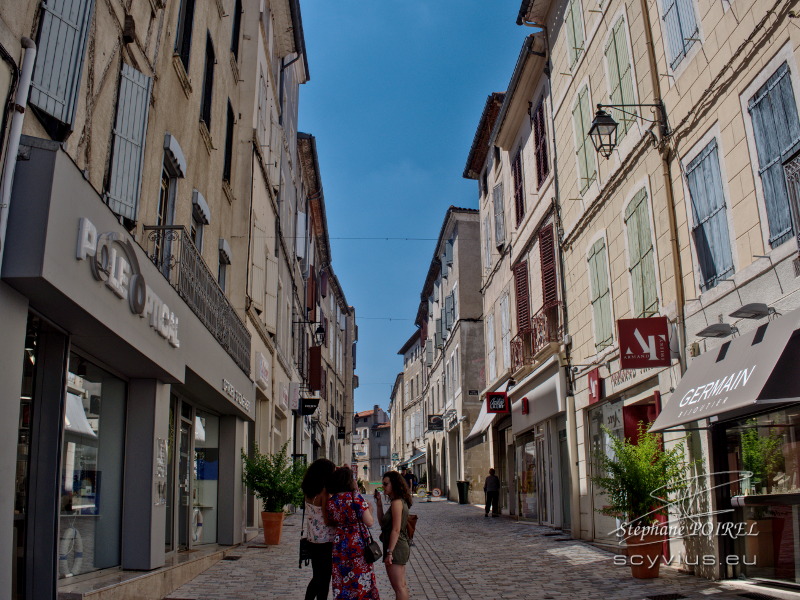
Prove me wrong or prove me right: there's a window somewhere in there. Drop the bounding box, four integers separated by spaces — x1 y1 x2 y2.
565 0 585 68
223 101 234 182
481 169 488 198
486 312 497 382
105 64 152 222
493 183 506 246
605 17 637 139
748 62 800 248
230 0 243 61
200 33 215 128
513 149 525 226
218 239 232 292
257 68 269 147
573 86 597 194
483 216 492 272
625 189 658 317
191 190 210 252
532 99 549 188
175 0 196 70
513 261 531 331
539 224 558 308
29 0 94 138
500 294 511 369
660 0 698 70
588 237 613 348
686 139 734 289
155 165 178 277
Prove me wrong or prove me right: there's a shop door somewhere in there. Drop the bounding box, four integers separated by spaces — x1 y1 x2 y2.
535 424 550 525
178 408 193 550
558 427 572 531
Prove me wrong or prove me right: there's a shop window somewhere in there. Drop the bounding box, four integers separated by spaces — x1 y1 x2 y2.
59 353 126 579
193 410 219 544
589 400 623 541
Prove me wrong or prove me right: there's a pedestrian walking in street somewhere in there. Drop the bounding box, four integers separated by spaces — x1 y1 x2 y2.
325 466 381 600
401 468 416 493
374 471 412 600
484 468 501 517
301 458 336 600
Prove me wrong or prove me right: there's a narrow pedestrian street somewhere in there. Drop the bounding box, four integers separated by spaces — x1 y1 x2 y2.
165 500 798 600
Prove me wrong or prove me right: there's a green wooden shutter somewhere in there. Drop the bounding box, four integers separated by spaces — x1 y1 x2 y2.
573 87 596 194
565 0 585 68
625 189 658 317
588 238 613 348
605 17 636 137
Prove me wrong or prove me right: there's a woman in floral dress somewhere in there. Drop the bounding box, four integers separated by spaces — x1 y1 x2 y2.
325 467 381 599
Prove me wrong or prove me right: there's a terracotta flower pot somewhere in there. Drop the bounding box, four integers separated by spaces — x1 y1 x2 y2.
261 511 285 545
625 527 664 578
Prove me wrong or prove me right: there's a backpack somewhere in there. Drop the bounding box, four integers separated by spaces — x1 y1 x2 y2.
406 513 418 541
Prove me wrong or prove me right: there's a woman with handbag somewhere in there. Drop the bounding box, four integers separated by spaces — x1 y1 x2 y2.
324 466 380 599
301 458 336 600
374 471 412 600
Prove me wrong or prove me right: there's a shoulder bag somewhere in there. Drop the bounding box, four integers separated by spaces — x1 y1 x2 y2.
299 502 313 568
353 493 382 563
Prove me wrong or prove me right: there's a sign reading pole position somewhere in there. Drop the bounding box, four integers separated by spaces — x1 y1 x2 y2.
617 316 671 369
486 391 510 414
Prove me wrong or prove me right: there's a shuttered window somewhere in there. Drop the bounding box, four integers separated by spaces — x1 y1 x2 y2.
533 99 549 188
30 0 95 138
748 62 800 248
486 313 496 382
605 17 636 139
223 101 234 182
444 293 454 331
565 0 585 68
513 149 525 226
482 217 492 272
573 87 597 194
625 189 659 317
175 0 196 70
513 261 531 331
661 0 698 69
200 33 215 127
539 224 558 308
105 63 151 221
686 138 734 289
500 294 511 369
588 237 613 349
251 222 266 313
493 183 506 246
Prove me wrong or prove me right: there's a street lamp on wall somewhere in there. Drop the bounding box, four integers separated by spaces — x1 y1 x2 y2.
588 101 670 159
293 320 326 346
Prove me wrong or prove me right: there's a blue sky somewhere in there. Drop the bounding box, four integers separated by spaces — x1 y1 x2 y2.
298 1 529 413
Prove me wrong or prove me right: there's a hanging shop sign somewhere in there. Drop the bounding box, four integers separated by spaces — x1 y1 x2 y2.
617 316 670 369
588 367 602 404
255 352 271 391
446 413 458 431
486 391 510 414
76 217 180 347
337 426 346 439
521 397 529 415
427 414 444 431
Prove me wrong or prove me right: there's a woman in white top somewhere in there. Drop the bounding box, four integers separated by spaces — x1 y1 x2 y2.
301 458 336 600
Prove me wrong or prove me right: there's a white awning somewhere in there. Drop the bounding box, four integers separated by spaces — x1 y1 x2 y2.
192 189 211 224
219 238 232 264
164 133 187 177
64 393 97 438
465 401 496 443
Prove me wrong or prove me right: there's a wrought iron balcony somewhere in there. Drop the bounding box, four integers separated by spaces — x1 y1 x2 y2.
510 302 562 372
143 225 251 373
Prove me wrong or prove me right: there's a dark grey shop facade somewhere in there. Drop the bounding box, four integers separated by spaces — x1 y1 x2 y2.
1 138 254 599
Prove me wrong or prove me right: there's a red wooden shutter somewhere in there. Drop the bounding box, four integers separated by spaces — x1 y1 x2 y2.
513 149 525 226
320 269 329 297
514 261 531 330
539 224 558 307
320 368 327 399
533 100 549 188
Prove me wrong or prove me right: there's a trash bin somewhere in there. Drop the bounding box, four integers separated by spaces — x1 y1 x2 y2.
456 480 470 504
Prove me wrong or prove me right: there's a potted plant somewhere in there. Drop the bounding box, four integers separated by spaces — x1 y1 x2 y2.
241 442 306 545
592 422 693 578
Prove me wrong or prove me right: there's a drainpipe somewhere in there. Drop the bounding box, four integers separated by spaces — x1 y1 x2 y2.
638 0 686 374
0 37 36 273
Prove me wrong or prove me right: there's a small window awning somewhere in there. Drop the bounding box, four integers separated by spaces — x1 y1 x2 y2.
397 451 425 469
465 401 497 443
192 189 211 224
650 307 800 432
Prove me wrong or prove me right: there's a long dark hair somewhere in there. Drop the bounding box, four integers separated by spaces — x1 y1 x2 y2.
383 471 413 507
301 458 335 499
326 466 357 495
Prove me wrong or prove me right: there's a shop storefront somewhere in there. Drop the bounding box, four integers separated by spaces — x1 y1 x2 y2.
509 358 569 527
651 307 800 585
2 138 254 599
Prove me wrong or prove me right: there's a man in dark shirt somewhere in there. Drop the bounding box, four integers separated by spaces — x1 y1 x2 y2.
483 468 501 517
402 468 416 492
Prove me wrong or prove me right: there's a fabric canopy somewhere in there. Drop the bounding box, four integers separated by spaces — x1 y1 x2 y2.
650 307 800 432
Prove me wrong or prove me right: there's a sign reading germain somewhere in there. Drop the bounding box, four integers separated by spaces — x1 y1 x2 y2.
486 391 510 414
76 217 180 347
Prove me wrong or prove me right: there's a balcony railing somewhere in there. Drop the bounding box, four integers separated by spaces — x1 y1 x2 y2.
510 302 562 372
143 225 251 373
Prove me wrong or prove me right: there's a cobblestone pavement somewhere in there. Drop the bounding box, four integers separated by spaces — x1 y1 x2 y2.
166 499 800 600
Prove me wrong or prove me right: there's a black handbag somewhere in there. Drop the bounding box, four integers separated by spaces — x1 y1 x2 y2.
299 503 312 568
353 493 383 563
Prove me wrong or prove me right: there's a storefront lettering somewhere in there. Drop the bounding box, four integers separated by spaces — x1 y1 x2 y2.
223 378 251 412
77 218 179 348
678 366 756 408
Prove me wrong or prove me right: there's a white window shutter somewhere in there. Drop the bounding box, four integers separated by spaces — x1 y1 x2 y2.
264 255 278 333
105 63 152 221
296 211 307 260
251 222 266 313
